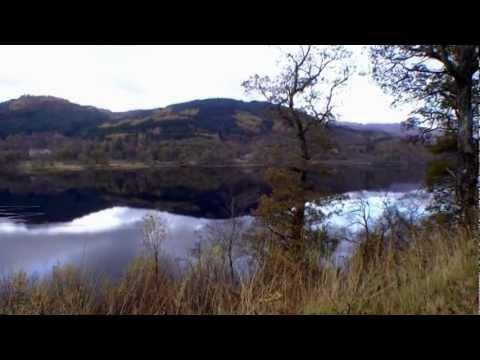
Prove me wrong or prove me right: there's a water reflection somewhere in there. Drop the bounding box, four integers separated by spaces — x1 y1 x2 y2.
0 166 429 278
319 188 431 230
0 187 430 279
318 189 432 263
0 206 253 278
0 166 425 224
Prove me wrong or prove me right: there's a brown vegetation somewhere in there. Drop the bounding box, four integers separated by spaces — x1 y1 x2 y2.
0 219 475 315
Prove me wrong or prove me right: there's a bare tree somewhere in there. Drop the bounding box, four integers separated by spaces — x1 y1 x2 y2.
142 213 168 282
242 45 351 255
199 187 251 283
350 195 373 243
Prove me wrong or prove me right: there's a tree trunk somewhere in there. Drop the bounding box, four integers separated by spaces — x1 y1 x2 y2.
291 191 306 257
456 75 478 231
290 123 310 258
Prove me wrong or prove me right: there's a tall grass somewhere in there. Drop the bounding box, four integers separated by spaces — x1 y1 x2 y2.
302 225 477 314
0 224 476 315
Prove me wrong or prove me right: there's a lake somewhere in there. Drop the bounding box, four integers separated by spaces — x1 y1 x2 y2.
0 166 429 279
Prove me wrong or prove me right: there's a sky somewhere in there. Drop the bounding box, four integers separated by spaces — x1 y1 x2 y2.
0 45 415 124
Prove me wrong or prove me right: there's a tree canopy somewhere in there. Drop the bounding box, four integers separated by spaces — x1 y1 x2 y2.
370 45 479 229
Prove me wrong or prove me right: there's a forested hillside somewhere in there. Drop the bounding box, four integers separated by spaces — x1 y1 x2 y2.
0 95 432 167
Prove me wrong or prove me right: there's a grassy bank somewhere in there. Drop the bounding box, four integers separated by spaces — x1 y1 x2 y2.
0 224 475 315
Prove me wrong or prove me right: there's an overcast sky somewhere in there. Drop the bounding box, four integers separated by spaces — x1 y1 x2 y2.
0 45 414 124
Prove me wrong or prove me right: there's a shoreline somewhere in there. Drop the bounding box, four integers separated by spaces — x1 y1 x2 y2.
12 159 412 174
15 160 269 173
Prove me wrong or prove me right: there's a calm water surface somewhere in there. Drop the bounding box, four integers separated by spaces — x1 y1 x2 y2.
0 166 429 278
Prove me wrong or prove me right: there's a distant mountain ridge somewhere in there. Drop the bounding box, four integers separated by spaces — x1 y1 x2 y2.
0 95 412 139
335 121 419 137
98 97 277 141
0 95 113 137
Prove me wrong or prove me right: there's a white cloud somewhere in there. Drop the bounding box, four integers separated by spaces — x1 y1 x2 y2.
0 45 413 123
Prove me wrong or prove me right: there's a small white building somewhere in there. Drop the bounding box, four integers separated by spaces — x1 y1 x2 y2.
28 148 52 158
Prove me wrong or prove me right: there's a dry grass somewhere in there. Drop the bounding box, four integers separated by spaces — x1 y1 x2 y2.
0 224 476 315
302 226 477 314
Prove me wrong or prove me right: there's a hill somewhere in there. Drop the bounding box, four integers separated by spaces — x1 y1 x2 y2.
97 98 275 142
0 95 432 167
0 95 416 141
0 95 114 138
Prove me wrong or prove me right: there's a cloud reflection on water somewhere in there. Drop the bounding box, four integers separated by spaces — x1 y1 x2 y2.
0 207 251 278
0 189 429 278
